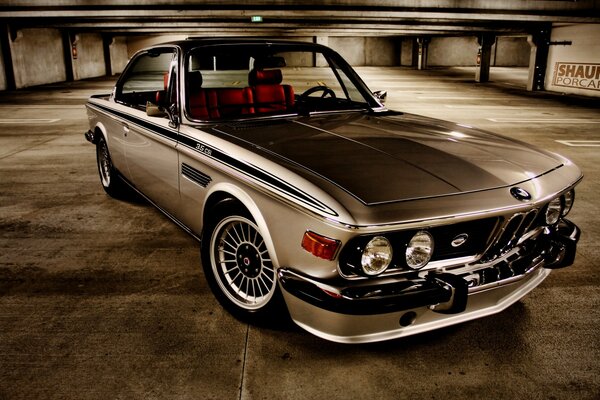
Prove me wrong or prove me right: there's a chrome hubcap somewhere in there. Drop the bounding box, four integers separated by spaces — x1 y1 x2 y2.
210 216 276 310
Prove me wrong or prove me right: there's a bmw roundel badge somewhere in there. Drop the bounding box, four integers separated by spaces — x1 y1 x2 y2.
510 187 532 201
451 233 469 248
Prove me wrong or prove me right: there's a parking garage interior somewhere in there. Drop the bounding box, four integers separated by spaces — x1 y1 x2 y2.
0 1 599 399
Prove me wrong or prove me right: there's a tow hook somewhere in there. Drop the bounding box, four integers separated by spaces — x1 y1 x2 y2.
428 273 468 314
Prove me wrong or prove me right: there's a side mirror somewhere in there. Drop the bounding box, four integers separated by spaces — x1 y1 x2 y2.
373 90 387 104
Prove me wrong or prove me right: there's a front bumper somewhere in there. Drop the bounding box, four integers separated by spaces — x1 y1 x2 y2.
278 219 580 343
84 129 97 144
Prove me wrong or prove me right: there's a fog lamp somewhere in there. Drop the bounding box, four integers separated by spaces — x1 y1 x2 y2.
361 236 393 276
545 197 563 225
405 231 434 270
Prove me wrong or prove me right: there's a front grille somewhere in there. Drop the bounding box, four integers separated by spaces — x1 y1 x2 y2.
483 209 540 260
338 217 499 278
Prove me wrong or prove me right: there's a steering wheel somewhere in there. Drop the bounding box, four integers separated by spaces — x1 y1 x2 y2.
300 85 336 99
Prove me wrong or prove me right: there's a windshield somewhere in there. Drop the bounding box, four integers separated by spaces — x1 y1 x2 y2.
184 44 379 122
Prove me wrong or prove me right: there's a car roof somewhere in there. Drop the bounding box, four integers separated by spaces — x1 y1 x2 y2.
157 37 330 53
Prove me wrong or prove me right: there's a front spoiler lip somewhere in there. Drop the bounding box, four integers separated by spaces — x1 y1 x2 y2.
278 219 580 316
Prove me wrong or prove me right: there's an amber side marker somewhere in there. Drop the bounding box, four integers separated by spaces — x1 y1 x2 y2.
301 231 340 261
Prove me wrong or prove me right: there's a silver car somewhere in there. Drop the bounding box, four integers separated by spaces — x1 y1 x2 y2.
85 38 582 343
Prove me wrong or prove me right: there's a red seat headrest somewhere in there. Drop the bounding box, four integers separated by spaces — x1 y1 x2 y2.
249 69 283 86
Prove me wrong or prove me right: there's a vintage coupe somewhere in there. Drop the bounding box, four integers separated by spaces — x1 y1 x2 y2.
85 38 581 343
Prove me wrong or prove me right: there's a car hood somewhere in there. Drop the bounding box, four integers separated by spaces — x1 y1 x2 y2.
213 112 563 205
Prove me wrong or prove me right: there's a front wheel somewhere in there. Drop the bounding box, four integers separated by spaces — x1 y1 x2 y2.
201 209 282 322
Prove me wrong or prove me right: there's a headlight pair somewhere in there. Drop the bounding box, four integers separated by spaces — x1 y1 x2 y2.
360 231 434 276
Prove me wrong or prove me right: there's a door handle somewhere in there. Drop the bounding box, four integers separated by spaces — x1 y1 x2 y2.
123 124 129 137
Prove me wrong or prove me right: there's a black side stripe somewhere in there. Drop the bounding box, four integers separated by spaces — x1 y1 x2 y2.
87 101 338 217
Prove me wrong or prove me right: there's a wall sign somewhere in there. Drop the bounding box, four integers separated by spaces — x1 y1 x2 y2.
552 62 600 91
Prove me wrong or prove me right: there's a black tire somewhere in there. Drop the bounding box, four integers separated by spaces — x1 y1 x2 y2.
96 136 128 199
201 200 285 324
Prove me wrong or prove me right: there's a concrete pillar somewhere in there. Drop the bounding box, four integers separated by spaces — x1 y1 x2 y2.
108 37 129 75
417 37 430 70
62 31 74 82
0 25 15 90
475 34 495 83
314 36 328 67
400 37 418 68
527 26 551 91
103 35 113 76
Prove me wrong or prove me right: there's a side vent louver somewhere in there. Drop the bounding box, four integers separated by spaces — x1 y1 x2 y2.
182 163 212 188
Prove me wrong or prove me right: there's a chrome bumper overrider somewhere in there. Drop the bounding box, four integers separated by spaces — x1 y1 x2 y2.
84 129 96 144
278 219 580 343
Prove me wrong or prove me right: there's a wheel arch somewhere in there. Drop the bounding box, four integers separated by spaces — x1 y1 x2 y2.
202 183 281 269
93 122 109 145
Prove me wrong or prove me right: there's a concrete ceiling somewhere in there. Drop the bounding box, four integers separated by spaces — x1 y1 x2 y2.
0 0 599 37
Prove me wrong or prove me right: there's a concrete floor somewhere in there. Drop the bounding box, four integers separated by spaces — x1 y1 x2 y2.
0 67 598 399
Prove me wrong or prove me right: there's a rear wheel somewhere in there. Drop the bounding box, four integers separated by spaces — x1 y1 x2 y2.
201 202 282 322
96 136 127 198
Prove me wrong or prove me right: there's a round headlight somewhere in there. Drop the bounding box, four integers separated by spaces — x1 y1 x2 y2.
405 231 434 270
361 236 393 276
562 190 575 216
545 197 563 225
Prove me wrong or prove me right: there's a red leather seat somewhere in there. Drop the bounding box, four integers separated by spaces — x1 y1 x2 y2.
207 88 254 118
155 72 170 105
248 69 294 113
187 71 210 119
187 71 254 120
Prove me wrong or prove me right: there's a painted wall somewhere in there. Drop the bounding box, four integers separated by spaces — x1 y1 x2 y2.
493 36 529 67
72 33 106 80
328 36 397 66
365 37 397 66
428 36 479 66
328 37 366 65
545 23 600 97
9 28 66 89
400 38 415 66
127 35 187 57
109 36 129 75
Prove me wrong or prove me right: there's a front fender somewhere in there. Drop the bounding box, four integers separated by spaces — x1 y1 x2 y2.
204 182 281 269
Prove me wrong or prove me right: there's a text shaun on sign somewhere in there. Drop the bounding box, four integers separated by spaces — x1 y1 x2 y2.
552 62 600 91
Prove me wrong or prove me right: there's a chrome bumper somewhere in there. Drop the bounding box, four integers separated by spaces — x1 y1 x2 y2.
278 219 580 343
84 129 96 144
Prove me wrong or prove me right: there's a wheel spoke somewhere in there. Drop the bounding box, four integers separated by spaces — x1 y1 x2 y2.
220 249 236 257
225 230 240 247
228 270 241 283
232 223 243 244
210 216 277 310
257 277 268 295
237 222 247 242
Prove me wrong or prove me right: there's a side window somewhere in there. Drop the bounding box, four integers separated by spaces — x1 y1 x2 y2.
115 50 175 110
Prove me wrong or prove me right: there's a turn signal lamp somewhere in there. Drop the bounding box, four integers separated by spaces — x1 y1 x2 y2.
302 231 340 261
